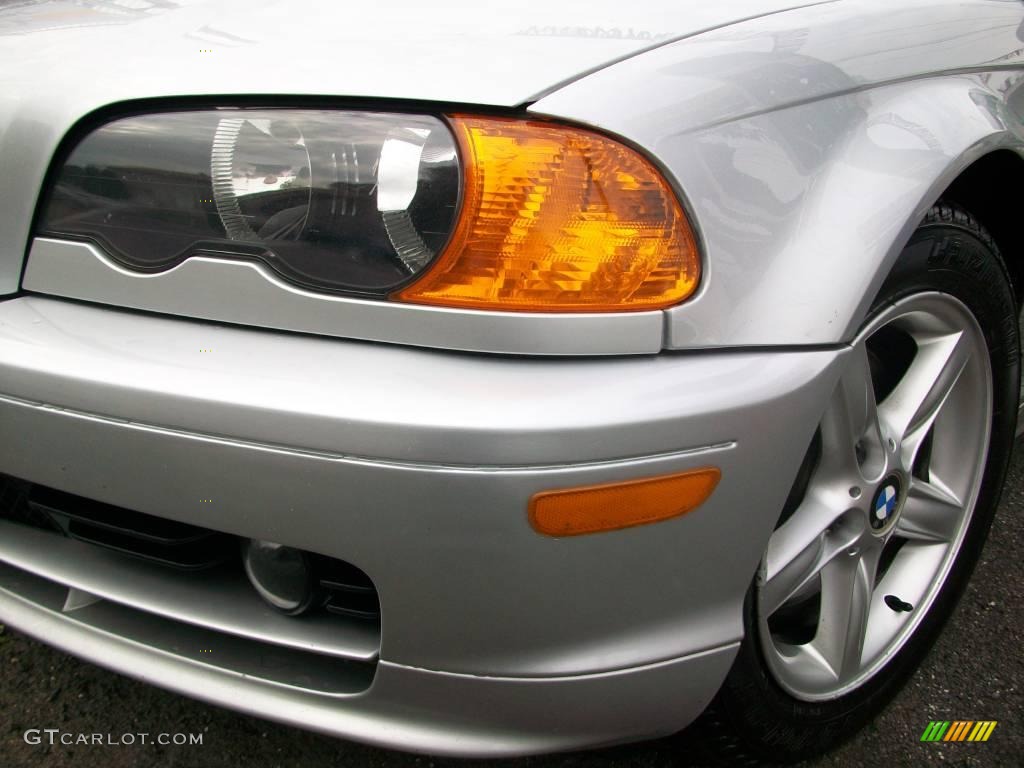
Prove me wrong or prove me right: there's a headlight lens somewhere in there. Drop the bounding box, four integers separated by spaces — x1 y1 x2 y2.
39 110 460 294
39 109 699 311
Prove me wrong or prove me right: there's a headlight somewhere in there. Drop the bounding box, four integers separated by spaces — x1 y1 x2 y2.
39 109 699 311
39 109 460 295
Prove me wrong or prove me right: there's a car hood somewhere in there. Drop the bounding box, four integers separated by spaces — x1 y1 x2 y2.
0 0 826 108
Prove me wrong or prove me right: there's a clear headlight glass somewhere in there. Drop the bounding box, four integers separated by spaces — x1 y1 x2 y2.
39 109 461 295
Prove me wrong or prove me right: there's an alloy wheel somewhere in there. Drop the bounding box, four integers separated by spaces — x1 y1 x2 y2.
757 292 993 700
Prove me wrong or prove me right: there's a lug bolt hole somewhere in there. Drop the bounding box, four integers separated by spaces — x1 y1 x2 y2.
849 486 862 499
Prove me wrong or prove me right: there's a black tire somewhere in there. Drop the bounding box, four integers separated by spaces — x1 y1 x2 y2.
691 202 1019 765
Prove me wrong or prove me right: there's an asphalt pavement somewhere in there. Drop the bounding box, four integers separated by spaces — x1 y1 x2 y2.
1 450 1021 768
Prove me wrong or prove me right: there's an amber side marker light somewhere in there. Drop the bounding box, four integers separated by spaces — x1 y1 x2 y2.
395 116 700 312
529 468 721 537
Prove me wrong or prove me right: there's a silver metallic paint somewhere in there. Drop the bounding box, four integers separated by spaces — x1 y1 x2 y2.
0 520 380 662
23 239 664 356
531 0 1024 349
0 573 738 756
0 296 844 679
13 2 1024 354
0 0 823 300
30 65 1024 356
0 559 377 695
0 0 1019 755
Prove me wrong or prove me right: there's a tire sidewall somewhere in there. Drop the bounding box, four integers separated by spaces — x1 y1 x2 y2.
708 204 1019 762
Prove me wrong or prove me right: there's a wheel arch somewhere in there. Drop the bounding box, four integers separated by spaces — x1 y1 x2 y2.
833 99 1024 346
940 149 1024 312
536 72 1024 348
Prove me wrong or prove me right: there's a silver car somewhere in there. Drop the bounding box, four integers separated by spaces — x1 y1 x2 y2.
0 0 1021 763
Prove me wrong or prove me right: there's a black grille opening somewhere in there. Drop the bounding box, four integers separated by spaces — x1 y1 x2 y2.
28 484 233 570
313 556 380 621
0 474 379 624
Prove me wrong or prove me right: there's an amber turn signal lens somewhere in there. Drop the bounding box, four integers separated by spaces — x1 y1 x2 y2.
394 116 700 312
529 468 720 537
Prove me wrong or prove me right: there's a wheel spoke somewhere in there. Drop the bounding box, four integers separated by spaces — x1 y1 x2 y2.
894 474 963 544
820 344 885 479
814 544 881 680
758 292 993 701
881 331 969 455
873 540 948 614
761 494 861 616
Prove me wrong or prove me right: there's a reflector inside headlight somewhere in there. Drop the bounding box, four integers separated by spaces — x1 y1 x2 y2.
39 110 460 294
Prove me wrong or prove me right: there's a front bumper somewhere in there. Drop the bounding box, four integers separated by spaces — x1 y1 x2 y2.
0 295 845 755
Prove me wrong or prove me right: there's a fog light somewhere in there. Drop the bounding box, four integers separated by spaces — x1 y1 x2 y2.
242 539 315 615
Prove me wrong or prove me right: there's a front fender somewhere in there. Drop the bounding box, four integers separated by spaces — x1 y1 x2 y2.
530 0 1024 348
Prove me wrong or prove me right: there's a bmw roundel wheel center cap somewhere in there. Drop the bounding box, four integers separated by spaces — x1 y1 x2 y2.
870 475 904 533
